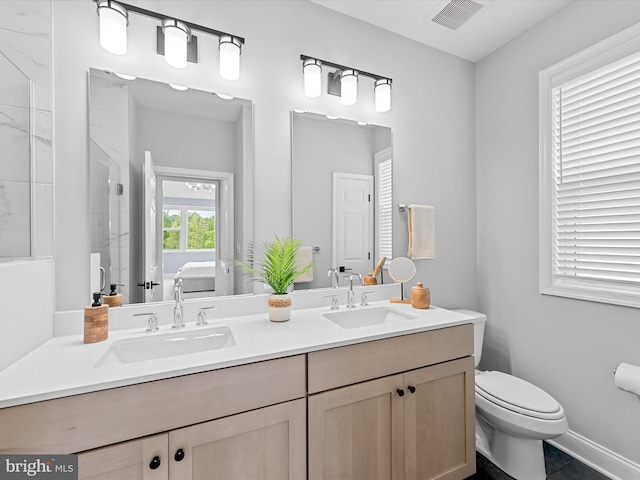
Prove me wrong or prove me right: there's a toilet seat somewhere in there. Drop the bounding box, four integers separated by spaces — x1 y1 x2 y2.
476 371 565 421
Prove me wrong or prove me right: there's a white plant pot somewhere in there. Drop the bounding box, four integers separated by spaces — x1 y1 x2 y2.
268 294 292 322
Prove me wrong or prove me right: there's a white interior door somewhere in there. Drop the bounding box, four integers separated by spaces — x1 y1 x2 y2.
332 173 374 281
143 151 162 302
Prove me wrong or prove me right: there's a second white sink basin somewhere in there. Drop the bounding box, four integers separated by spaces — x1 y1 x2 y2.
95 326 236 367
323 306 417 329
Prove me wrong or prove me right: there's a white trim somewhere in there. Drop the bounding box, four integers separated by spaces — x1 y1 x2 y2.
549 430 640 480
539 21 640 308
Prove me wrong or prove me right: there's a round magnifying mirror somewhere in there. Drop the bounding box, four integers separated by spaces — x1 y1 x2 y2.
387 257 416 303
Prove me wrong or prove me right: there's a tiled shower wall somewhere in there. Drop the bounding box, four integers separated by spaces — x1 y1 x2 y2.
0 1 54 371
0 1 53 258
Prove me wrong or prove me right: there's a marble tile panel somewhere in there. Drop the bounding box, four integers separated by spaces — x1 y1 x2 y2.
33 182 53 258
0 180 31 258
0 105 30 182
0 29 51 111
0 1 50 39
89 74 129 114
34 109 52 184
0 50 30 108
101 109 129 148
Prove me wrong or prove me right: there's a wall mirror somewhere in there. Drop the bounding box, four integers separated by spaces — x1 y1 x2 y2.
291 111 392 289
89 69 253 305
0 50 31 259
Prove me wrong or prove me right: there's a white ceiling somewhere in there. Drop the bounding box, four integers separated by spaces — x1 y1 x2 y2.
310 0 572 62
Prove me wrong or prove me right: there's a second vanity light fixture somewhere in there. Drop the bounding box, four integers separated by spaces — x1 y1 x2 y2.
301 54 392 112
96 0 244 80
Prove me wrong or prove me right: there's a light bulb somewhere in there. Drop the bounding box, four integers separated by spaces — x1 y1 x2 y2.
375 79 392 112
97 0 128 55
163 19 190 68
219 36 241 81
340 70 358 106
303 58 322 98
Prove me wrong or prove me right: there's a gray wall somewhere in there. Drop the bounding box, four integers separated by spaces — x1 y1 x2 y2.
476 0 640 467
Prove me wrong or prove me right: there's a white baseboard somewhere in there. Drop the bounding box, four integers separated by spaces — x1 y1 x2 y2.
548 430 640 480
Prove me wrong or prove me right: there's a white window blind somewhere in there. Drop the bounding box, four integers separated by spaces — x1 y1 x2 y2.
377 158 393 260
552 51 640 290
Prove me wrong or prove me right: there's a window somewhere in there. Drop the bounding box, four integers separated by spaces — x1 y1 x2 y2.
162 206 216 252
376 149 393 261
540 24 640 308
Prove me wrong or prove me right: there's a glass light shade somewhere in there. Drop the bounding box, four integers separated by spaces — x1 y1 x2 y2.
97 1 128 55
219 36 241 81
341 69 358 106
163 19 190 68
303 59 322 98
375 79 392 112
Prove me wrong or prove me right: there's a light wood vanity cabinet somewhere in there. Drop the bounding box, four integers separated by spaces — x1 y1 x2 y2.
0 323 475 480
307 324 475 480
77 399 306 480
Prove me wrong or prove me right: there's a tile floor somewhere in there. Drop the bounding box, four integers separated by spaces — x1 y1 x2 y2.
466 442 612 480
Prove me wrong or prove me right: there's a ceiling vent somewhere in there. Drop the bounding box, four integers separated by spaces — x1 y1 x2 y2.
428 0 489 31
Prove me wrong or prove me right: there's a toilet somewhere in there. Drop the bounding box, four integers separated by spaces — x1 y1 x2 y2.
453 310 568 480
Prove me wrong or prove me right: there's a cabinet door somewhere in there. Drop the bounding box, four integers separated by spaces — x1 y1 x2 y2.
308 374 405 480
403 357 475 480
169 398 305 480
78 433 168 480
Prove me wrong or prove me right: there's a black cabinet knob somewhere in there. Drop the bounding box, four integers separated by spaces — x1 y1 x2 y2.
408 385 416 393
149 456 161 470
174 448 185 462
396 388 405 397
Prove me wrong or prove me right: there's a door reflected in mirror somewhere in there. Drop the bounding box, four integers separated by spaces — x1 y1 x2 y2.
88 69 253 305
291 111 392 289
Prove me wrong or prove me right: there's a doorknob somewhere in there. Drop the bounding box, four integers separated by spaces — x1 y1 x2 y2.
396 388 405 397
149 456 161 470
408 385 416 393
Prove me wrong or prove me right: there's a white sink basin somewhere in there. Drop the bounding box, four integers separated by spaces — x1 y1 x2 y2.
323 306 417 329
95 326 236 367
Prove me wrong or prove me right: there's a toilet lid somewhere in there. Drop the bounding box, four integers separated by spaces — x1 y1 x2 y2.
476 371 564 420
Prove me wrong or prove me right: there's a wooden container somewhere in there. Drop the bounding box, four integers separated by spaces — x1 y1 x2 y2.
103 294 123 307
411 282 430 309
84 305 109 343
363 274 377 286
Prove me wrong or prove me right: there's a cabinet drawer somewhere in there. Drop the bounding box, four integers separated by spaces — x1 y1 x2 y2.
307 325 473 394
0 355 306 454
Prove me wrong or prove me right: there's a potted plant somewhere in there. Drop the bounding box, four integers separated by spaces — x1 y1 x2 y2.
235 236 313 322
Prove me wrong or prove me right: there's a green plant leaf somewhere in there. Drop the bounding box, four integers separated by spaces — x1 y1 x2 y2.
234 236 314 295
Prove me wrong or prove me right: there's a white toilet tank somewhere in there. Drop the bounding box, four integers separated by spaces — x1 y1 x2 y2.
452 309 487 368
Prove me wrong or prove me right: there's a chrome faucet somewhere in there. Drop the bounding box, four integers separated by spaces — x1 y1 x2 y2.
172 277 185 329
347 273 363 308
327 268 339 288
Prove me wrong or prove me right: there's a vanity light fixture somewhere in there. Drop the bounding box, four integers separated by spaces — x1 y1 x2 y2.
162 19 190 68
94 0 245 79
375 78 392 113
215 93 234 100
169 83 189 91
300 54 392 112
340 69 358 106
97 0 128 55
219 36 242 80
303 58 322 98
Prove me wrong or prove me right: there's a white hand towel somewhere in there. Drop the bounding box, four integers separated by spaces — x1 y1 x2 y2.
294 246 314 283
408 205 436 260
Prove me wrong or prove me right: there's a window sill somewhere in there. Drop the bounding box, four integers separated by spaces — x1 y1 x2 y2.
541 280 640 309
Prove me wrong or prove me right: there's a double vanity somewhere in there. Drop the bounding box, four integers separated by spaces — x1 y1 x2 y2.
0 294 477 480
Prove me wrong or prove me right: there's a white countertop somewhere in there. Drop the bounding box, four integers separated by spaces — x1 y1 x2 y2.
0 301 476 408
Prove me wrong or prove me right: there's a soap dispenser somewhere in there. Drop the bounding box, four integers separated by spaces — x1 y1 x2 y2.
103 283 123 307
84 292 109 344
